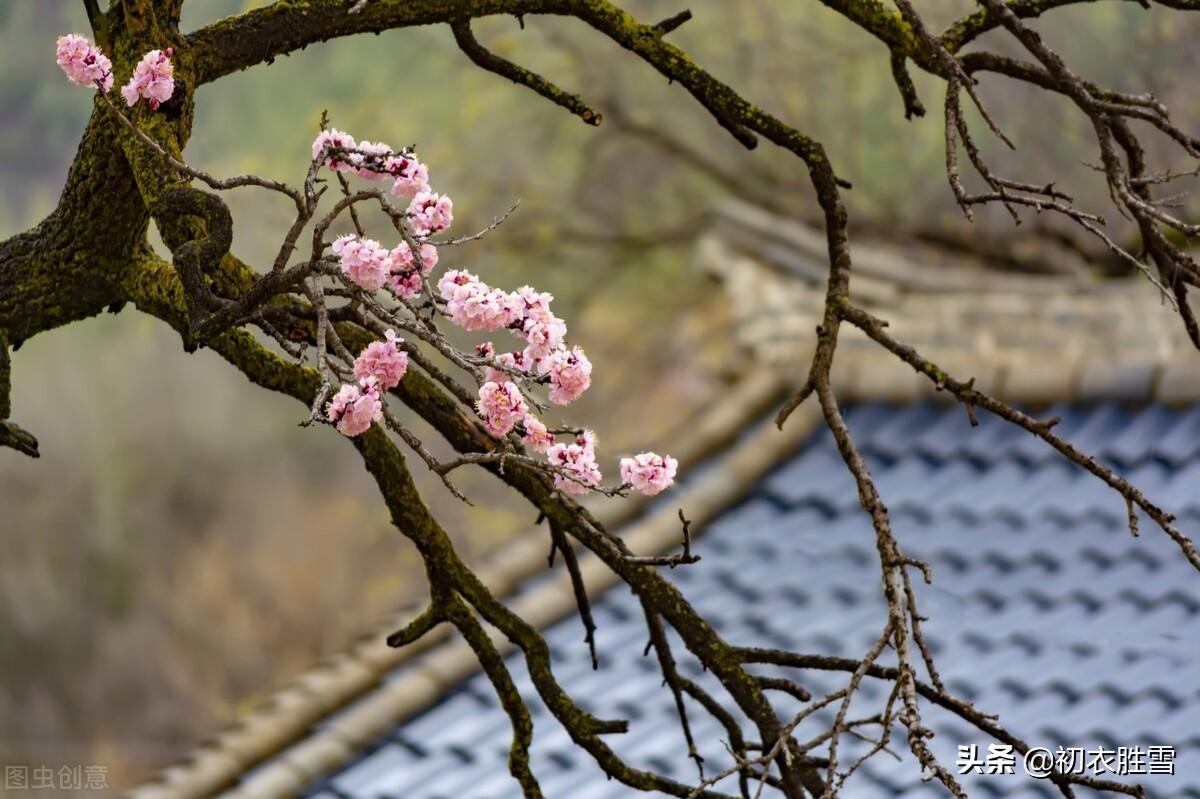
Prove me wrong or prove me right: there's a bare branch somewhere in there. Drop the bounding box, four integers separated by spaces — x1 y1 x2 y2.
451 19 602 126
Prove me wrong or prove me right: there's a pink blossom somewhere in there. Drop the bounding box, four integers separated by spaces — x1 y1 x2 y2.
385 242 436 299
547 431 602 495
333 235 392 292
120 49 174 109
388 268 423 299
477 381 528 437
56 34 113 92
521 416 555 453
512 286 554 319
416 243 438 271
407 190 453 236
387 241 437 280
353 330 408 390
312 129 357 173
619 452 678 496
437 270 519 332
520 314 567 368
512 287 566 364
485 350 532 384
326 382 383 437
437 269 471 301
547 346 592 405
386 155 430 197
352 140 393 179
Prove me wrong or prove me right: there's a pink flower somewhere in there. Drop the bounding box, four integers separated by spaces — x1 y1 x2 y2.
333 235 392 292
619 452 678 496
388 241 436 275
437 270 519 332
521 416 555 453
477 381 528 437
547 431 602 495
120 48 174 109
351 140 393 179
326 382 383 437
408 190 453 236
353 330 408 390
514 288 567 365
417 243 438 271
388 268 423 299
512 286 554 318
56 34 113 92
485 350 532 384
384 242 429 299
386 155 430 197
521 318 567 368
547 346 592 405
436 269 471 301
312 128 357 173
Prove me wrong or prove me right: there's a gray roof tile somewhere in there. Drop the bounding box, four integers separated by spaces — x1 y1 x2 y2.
306 403 1200 798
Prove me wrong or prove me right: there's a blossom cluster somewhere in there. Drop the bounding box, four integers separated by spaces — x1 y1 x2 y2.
331 235 438 298
121 48 175 109
311 127 671 495
325 380 383 438
324 330 409 437
548 432 603 495
56 34 113 92
56 35 174 109
53 34 676 498
619 452 678 496
311 128 433 200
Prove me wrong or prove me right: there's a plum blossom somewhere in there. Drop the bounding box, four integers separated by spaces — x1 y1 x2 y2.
619 452 678 496
388 268 423 299
121 48 174 109
386 155 430 197
477 381 528 437
415 242 439 271
353 330 408 390
547 346 592 405
407 190 453 236
351 140 393 179
312 128 357 173
512 286 554 319
333 235 392 292
547 431 601 495
512 287 566 365
56 34 113 91
485 350 532 384
437 270 519 332
388 240 438 273
326 381 383 437
386 242 437 299
521 318 567 370
521 416 555 453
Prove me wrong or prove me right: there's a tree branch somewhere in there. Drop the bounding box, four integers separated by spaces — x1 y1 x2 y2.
450 19 601 126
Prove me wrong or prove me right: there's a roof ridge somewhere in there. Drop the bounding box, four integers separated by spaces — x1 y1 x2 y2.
702 201 1200 406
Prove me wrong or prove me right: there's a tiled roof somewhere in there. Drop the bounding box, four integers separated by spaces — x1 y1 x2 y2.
302 402 1200 799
